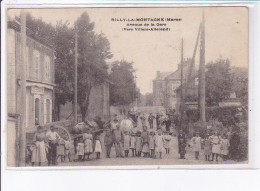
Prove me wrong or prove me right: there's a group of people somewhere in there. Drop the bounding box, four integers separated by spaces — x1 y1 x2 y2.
178 129 241 162
29 111 242 166
74 113 173 160
30 125 64 166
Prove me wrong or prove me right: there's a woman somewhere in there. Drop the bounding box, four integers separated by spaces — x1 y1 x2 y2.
211 131 221 161
83 128 93 160
31 126 48 166
141 126 149 157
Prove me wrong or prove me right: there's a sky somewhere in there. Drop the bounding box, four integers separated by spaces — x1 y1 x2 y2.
8 7 248 94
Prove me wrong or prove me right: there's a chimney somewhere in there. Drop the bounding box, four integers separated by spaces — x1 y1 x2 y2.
157 71 160 78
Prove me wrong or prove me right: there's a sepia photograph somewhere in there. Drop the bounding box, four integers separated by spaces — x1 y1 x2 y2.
5 7 249 167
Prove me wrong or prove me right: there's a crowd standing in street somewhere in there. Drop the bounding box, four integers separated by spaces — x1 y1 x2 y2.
29 112 242 166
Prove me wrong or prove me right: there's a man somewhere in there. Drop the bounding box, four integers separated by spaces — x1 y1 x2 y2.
164 116 172 132
46 126 60 166
229 131 240 161
148 113 154 129
110 118 120 132
104 129 113 158
113 124 124 158
178 129 186 159
120 114 134 133
155 113 160 129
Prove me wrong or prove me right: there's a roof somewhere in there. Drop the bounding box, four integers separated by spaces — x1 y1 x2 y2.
154 72 173 80
8 20 54 49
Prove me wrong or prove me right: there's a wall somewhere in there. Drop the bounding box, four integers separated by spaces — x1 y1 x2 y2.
7 29 16 114
7 115 19 167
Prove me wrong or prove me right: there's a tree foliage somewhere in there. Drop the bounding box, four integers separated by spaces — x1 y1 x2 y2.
230 67 248 105
109 60 139 106
205 59 233 106
21 12 112 121
75 12 112 121
53 21 75 119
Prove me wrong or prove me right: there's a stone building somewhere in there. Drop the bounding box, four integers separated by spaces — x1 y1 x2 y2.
60 79 112 122
7 20 55 128
153 58 198 112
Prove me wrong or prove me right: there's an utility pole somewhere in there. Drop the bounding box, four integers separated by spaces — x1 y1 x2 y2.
19 10 27 166
180 38 184 128
199 10 206 124
74 25 78 125
134 71 138 108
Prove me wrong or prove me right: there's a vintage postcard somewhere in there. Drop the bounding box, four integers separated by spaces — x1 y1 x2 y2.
5 7 248 167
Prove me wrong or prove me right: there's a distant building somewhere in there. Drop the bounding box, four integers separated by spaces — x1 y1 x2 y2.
153 58 198 112
7 20 55 128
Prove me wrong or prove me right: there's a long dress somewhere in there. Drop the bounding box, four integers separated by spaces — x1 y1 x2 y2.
220 139 230 155
136 116 143 132
211 135 221 154
83 133 93 154
130 128 137 149
77 143 85 156
94 140 102 153
155 135 164 153
163 135 171 149
136 136 142 152
123 134 131 151
190 137 202 152
203 139 212 155
141 131 149 153
31 132 48 163
149 135 155 150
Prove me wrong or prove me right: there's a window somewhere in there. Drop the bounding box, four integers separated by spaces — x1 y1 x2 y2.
46 99 50 123
34 50 40 80
35 98 40 125
44 98 52 124
45 56 50 82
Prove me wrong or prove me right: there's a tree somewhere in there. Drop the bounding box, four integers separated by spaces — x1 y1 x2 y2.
230 67 248 106
109 60 139 106
205 59 233 106
53 21 75 120
75 12 112 121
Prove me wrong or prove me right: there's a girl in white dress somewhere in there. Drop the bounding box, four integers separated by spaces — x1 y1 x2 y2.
190 132 202 160
155 129 164 159
220 134 230 161
94 136 102 159
211 131 221 161
76 137 85 161
83 129 93 160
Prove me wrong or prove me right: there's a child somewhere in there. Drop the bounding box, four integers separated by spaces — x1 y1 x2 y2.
64 140 72 162
155 129 164 159
135 131 142 157
190 132 202 160
203 133 212 161
77 137 85 161
104 130 113 158
163 131 171 154
211 131 221 161
123 131 131 157
148 131 155 158
220 134 230 161
130 128 137 157
94 135 102 159
141 126 149 157
83 129 93 160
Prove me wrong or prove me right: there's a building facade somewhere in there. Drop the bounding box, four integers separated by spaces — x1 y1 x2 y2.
153 58 195 109
7 20 55 129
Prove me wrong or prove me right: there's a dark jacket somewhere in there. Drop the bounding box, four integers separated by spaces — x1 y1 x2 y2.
104 132 113 146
